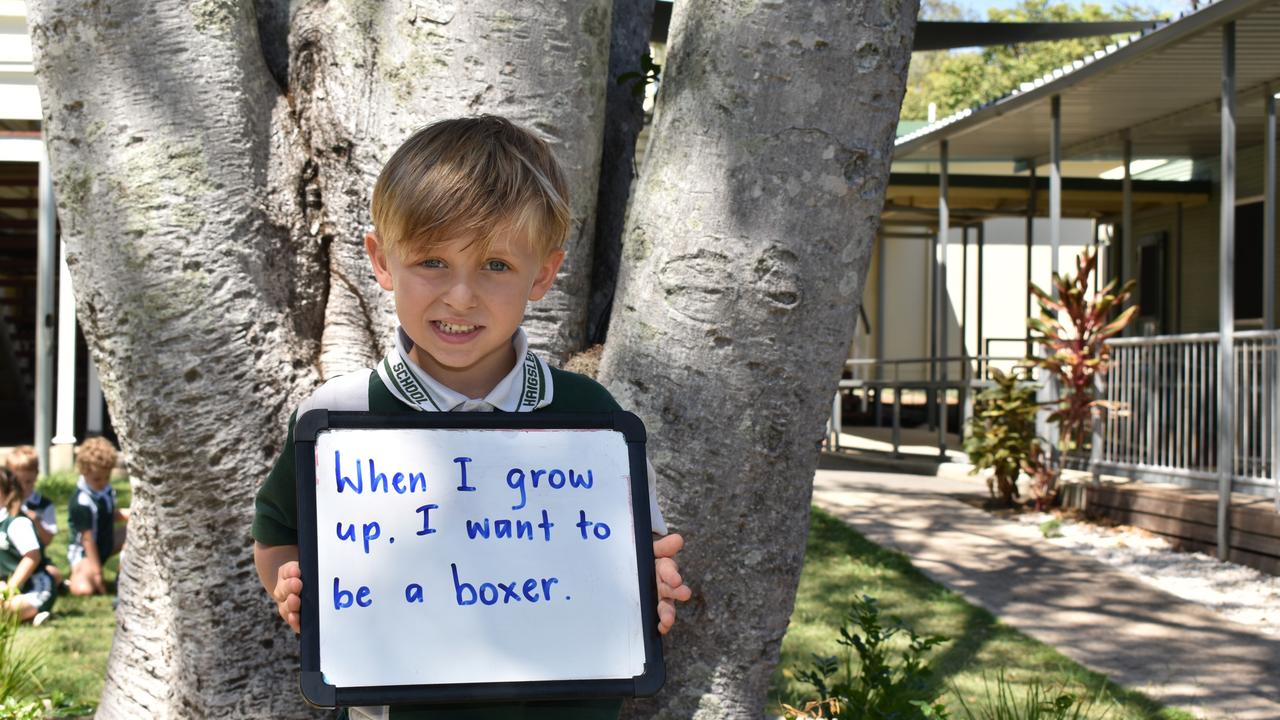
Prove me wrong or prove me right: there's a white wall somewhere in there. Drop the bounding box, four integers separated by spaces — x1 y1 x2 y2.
0 1 39 122
863 216 1097 376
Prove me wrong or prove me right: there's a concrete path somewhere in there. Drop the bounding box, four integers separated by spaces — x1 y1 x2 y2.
812 453 1280 720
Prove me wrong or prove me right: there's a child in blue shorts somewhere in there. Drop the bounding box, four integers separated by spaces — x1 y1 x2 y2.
252 116 692 720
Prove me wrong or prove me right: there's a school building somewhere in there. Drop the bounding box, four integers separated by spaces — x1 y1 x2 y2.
0 1 112 474
837 0 1280 572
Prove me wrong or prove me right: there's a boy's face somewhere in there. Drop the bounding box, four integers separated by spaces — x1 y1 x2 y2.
5 461 35 498
366 228 564 394
81 464 112 491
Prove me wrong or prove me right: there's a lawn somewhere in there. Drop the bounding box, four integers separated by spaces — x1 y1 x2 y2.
12 471 130 712
770 507 1198 719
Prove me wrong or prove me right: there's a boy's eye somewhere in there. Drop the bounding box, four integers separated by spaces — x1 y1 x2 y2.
484 259 510 272
419 258 445 269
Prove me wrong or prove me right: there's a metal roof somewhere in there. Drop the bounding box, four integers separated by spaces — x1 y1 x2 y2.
894 0 1280 164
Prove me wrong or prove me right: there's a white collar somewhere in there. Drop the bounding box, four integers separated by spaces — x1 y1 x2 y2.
375 326 554 413
76 476 113 500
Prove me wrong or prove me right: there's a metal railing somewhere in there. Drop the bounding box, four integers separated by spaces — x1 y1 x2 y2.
1095 330 1280 498
827 355 1029 457
828 332 1280 503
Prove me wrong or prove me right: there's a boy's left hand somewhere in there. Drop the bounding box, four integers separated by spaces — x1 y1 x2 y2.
653 533 692 635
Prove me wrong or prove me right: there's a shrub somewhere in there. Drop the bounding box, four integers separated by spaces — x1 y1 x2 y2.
0 588 43 704
963 367 1040 507
34 472 80 507
783 595 950 719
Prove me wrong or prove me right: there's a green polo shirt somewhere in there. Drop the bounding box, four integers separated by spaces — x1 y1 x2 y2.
253 366 633 720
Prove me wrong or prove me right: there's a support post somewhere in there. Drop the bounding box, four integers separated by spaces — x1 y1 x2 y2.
1025 164 1037 358
52 240 77 452
938 140 950 455
875 232 885 382
977 222 985 377
1049 95 1063 458
928 230 938 429
1176 202 1185 331
1217 22 1236 561
960 225 970 432
829 391 842 451
1092 220 1101 295
1122 130 1134 309
34 149 57 478
1050 95 1063 296
875 232 885 427
1263 83 1277 510
1266 84 1276 332
85 358 103 436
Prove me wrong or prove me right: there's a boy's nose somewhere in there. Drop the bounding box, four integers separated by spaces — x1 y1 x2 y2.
443 276 478 309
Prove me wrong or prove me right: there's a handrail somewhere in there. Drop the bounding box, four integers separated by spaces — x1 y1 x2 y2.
844 355 1026 366
1107 329 1280 346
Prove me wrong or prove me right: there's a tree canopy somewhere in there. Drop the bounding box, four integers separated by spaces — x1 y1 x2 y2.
901 0 1173 122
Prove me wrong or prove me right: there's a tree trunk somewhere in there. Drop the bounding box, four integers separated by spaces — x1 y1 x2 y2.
600 1 918 717
26 1 609 716
27 3 323 716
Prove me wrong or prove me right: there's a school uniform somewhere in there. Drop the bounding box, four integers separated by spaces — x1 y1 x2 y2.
254 327 666 720
67 477 119 568
0 509 55 613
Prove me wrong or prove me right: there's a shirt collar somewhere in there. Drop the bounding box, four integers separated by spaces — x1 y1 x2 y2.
376 326 554 413
76 476 113 501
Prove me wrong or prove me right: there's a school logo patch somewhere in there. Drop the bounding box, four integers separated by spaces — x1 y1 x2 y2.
392 360 429 404
520 353 543 410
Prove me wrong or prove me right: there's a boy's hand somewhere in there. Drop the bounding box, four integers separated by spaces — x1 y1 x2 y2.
273 561 304 634
653 533 692 635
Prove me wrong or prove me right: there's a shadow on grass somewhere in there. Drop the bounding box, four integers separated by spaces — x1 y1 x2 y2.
771 508 1197 720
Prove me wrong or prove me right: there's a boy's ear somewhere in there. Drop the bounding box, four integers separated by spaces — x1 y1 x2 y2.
529 248 566 301
365 232 396 291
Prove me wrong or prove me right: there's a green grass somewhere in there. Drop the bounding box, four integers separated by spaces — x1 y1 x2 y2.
770 508 1200 720
11 471 131 710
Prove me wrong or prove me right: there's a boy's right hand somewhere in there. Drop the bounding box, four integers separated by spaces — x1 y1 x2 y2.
272 561 303 633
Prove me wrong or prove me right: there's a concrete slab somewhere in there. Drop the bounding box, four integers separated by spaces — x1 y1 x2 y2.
812 453 1280 720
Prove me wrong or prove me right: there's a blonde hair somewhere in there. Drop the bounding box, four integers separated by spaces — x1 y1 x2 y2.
4 445 37 473
371 115 571 262
75 437 118 475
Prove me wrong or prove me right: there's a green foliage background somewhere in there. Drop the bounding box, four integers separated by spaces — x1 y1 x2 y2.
902 0 1173 122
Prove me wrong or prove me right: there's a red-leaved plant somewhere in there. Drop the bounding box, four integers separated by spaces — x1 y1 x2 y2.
1025 246 1137 509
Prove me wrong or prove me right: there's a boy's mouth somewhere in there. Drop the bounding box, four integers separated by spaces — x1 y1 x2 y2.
433 320 481 335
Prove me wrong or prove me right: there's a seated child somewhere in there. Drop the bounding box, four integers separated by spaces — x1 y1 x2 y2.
253 115 691 720
4 445 63 586
0 467 56 625
67 437 130 596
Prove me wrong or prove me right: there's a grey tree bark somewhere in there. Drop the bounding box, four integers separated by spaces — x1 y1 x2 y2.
25 1 609 717
600 1 918 717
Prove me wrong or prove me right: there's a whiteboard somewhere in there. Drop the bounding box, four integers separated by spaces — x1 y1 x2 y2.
293 410 663 707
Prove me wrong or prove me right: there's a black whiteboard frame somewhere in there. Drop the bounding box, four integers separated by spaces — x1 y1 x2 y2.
293 409 665 708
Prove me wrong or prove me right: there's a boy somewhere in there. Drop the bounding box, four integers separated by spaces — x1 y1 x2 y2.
0 466 55 625
4 445 62 586
67 437 129 596
253 116 691 720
